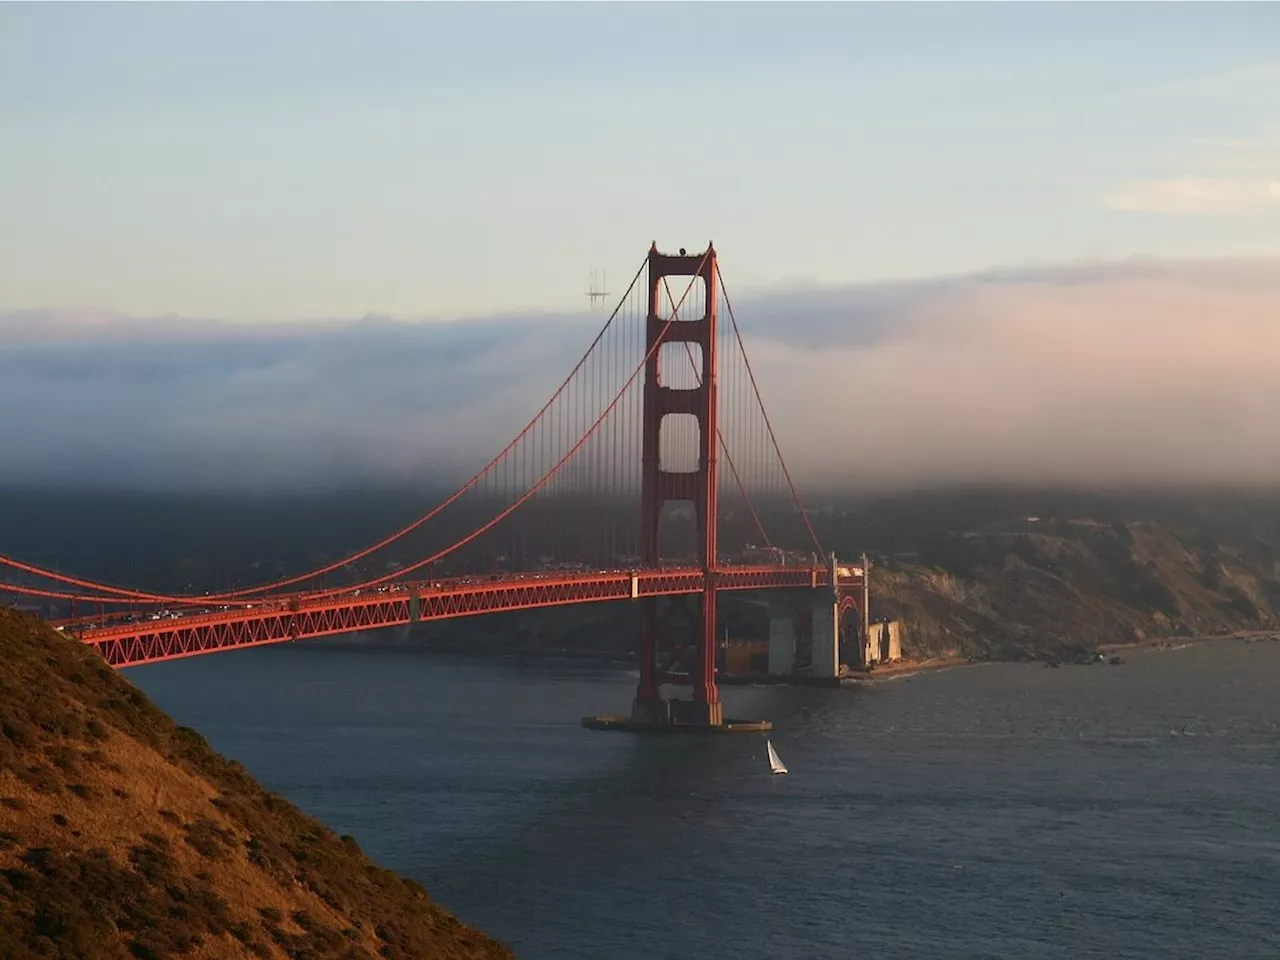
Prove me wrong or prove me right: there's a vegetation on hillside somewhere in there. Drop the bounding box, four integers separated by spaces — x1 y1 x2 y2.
0 608 514 960
869 514 1280 660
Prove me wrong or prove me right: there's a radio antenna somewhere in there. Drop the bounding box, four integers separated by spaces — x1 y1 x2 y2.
585 268 610 309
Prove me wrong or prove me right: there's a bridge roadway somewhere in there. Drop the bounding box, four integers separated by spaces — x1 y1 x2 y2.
65 564 863 668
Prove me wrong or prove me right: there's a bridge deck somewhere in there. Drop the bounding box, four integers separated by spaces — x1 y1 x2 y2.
66 565 863 668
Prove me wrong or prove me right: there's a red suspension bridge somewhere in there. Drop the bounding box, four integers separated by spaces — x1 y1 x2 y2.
1 243 866 729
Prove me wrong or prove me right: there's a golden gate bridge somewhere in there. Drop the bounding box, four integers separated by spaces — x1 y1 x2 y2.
0 243 866 729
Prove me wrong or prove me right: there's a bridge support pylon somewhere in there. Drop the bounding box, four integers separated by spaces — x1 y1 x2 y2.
586 242 767 733
635 242 722 727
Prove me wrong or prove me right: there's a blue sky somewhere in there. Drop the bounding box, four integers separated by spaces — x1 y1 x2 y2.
2 3 1278 321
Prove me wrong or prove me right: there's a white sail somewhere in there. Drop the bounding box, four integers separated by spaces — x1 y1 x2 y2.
766 739 788 775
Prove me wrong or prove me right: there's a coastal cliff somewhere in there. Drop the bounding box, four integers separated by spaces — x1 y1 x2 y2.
870 516 1280 660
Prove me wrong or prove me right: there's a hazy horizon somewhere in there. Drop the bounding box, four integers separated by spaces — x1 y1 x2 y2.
4 254 1280 495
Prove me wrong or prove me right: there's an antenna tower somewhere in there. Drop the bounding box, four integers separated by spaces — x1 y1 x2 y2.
585 268 610 308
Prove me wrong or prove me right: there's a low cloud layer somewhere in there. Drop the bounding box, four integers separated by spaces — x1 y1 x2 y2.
3 257 1280 494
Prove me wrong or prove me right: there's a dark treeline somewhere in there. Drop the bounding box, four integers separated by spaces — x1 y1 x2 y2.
814 485 1280 562
4 484 1280 605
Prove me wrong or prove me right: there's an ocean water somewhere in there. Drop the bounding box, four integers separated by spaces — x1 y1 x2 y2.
129 638 1280 959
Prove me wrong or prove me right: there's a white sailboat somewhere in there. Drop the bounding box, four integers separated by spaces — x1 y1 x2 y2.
766 739 788 775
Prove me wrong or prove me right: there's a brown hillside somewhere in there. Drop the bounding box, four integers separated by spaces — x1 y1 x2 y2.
0 609 515 960
872 518 1280 660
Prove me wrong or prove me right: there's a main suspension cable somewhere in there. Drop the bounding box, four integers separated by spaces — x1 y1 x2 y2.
716 262 825 559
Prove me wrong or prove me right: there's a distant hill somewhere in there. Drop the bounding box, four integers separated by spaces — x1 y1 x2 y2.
0 608 514 960
869 514 1280 660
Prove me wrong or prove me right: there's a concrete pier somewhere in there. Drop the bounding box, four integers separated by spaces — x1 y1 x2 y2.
583 694 765 733
768 614 796 676
811 598 840 679
628 696 723 727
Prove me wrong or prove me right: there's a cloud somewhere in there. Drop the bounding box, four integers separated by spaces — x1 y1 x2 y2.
2 256 1280 494
1105 177 1280 215
0 313 595 491
752 259 1280 490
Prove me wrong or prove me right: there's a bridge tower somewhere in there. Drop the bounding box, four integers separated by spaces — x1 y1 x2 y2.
632 242 722 727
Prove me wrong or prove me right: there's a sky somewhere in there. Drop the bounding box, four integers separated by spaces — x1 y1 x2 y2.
2 3 1279 496
2 3 1278 321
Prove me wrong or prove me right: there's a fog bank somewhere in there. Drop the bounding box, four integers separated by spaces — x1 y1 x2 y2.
3 257 1279 493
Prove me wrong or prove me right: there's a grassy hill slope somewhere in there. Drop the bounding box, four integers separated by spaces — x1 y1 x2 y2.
0 608 514 960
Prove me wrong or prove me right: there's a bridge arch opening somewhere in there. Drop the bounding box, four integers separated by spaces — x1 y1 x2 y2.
658 413 700 473
838 594 862 668
655 500 698 562
657 341 703 390
656 273 707 322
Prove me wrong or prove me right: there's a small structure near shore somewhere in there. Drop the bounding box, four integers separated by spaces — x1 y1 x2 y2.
717 599 907 687
864 618 903 665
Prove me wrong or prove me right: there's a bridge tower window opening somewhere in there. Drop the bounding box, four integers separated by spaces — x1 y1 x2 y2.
656 341 703 390
657 412 700 474
654 500 698 564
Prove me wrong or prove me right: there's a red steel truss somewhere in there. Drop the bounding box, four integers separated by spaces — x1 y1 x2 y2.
69 564 862 669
